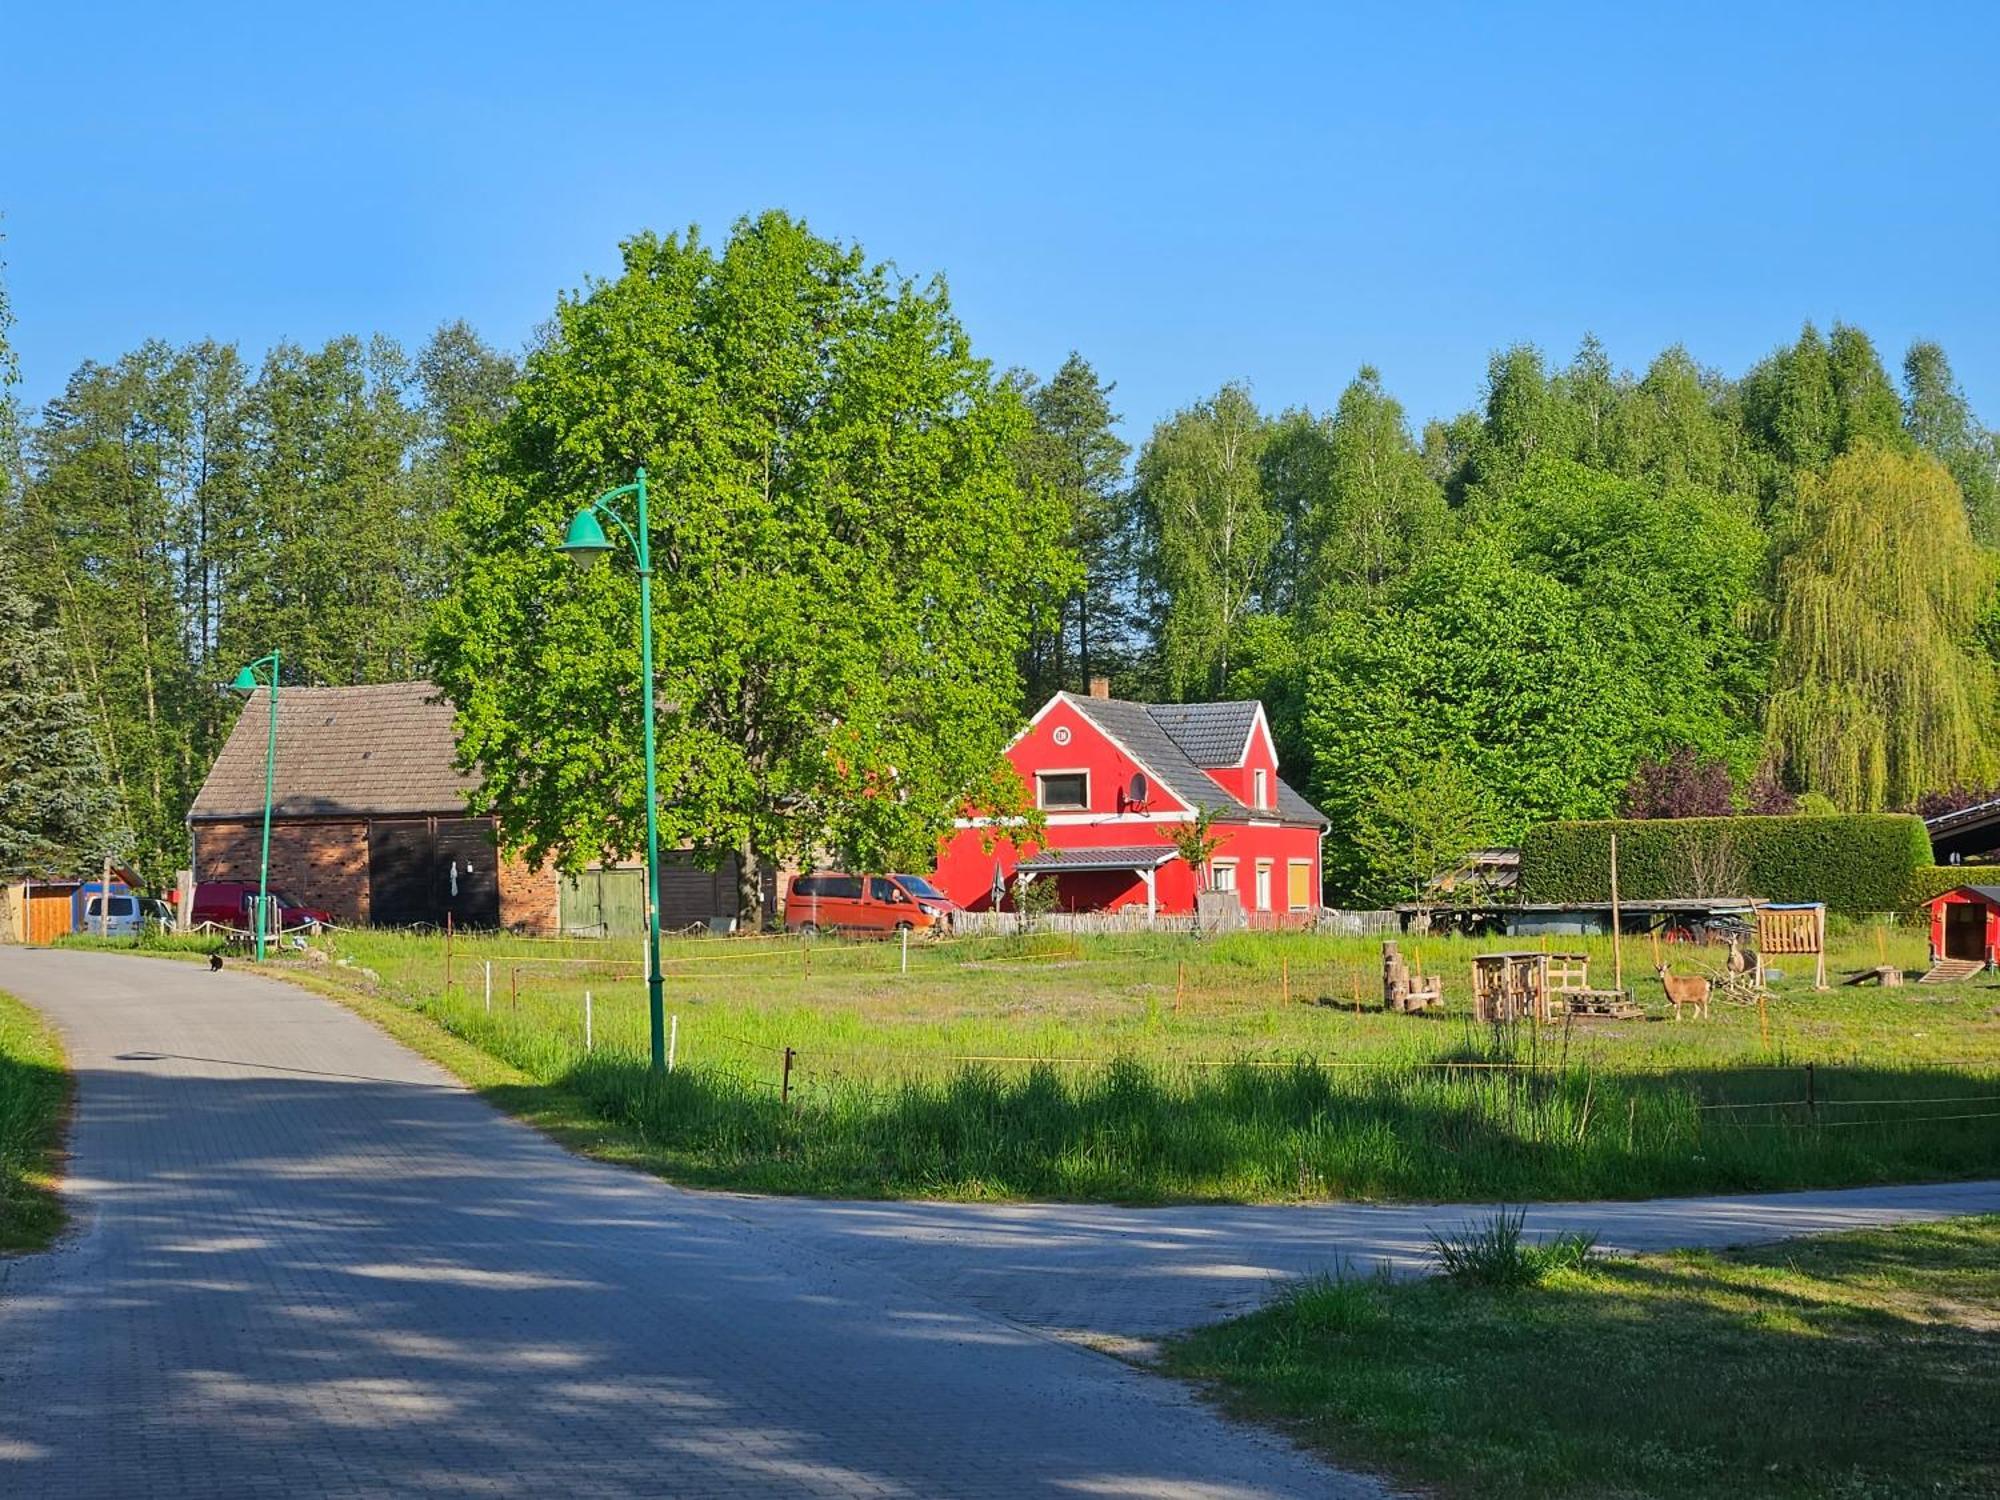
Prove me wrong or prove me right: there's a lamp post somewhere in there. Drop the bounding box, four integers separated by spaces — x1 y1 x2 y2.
228 651 281 961
559 468 667 1074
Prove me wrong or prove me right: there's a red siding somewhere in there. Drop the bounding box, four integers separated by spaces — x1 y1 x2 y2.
932 695 1321 920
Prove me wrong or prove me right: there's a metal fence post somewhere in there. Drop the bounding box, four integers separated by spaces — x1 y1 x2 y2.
585 990 593 1053
483 960 492 1015
668 1013 678 1073
782 1045 795 1105
1805 1062 1816 1119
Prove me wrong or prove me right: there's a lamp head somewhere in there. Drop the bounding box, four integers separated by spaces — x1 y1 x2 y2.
560 509 613 571
230 665 260 692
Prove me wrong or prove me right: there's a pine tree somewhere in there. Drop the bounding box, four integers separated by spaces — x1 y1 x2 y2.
0 539 121 874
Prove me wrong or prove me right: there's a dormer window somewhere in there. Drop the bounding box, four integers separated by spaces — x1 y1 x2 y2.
1253 769 1269 809
1037 771 1089 810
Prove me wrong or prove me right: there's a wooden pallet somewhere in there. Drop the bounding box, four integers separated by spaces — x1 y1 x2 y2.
1918 958 1986 985
1556 990 1646 1020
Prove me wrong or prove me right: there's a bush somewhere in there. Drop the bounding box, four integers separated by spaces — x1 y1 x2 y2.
1902 864 1996 913
1518 814 1933 913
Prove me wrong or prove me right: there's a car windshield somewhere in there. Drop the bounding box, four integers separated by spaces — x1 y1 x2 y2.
893 876 945 900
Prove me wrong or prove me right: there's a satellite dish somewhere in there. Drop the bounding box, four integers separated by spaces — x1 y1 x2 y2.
1128 772 1150 805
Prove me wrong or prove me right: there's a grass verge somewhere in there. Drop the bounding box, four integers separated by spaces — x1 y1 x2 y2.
0 988 70 1254
1164 1215 2000 1499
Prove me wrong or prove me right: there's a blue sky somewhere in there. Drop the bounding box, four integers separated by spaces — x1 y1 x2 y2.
6 2 1997 443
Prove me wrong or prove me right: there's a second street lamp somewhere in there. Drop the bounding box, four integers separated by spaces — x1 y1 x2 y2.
559 468 668 1074
228 650 282 962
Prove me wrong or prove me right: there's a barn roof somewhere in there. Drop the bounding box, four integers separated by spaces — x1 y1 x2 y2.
189 681 476 821
1944 885 2000 906
1059 692 1327 828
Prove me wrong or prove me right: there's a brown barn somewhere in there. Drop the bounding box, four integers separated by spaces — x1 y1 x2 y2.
188 680 774 934
189 682 557 932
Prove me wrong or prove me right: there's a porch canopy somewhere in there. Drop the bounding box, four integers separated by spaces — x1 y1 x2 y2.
1014 845 1177 919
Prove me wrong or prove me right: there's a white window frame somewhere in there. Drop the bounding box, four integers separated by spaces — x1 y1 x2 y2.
1210 858 1238 893
1035 768 1091 812
1253 768 1269 809
1254 860 1273 912
1287 859 1313 912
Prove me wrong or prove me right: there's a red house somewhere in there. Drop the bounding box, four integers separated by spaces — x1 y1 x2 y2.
1927 885 2000 970
933 682 1328 923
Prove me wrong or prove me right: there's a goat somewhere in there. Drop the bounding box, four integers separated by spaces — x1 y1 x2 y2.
1655 962 1711 1021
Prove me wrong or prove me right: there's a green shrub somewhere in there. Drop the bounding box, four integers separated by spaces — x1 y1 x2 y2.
1902 865 1988 913
1518 814 1932 913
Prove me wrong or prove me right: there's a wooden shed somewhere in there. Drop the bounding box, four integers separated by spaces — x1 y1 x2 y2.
1926 886 2000 972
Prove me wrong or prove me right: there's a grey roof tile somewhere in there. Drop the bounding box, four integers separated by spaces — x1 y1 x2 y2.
1063 693 1327 828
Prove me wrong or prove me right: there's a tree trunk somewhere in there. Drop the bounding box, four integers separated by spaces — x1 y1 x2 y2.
736 830 766 931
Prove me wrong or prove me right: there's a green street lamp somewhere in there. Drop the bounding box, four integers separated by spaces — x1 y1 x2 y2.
228 650 282 961
559 468 668 1073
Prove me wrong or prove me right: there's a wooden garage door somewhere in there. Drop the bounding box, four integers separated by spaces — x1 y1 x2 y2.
368 819 502 929
435 820 501 929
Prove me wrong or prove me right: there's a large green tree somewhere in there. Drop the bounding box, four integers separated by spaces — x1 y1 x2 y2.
1012 353 1133 702
1763 444 1998 809
1904 341 2000 547
428 213 1073 923
1133 383 1276 698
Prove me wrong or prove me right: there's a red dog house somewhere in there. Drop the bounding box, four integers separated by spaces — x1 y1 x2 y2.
1927 885 2000 969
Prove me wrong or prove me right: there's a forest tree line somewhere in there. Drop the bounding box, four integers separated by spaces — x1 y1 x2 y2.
4 218 1999 905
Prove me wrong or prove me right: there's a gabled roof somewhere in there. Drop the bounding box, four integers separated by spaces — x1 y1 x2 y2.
189 681 476 821
1059 692 1327 828
1944 885 2000 906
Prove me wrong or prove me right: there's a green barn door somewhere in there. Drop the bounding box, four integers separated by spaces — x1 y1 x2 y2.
560 868 647 937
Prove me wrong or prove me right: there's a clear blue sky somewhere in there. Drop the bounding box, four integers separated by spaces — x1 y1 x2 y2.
6 2 1997 443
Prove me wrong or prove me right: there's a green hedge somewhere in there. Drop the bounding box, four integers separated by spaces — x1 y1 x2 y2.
1517 814 1933 914
1903 864 2000 912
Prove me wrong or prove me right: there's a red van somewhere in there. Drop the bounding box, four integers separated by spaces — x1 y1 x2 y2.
785 872 958 936
190 882 334 933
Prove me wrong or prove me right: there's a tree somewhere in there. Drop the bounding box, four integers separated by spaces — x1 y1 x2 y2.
1011 354 1132 702
1133 383 1276 698
1303 537 1641 901
428 213 1074 924
225 335 428 684
1315 368 1447 603
1904 340 2000 546
1164 805 1228 891
1763 445 1999 809
0 538 122 874
1348 753 1501 906
1620 749 1736 819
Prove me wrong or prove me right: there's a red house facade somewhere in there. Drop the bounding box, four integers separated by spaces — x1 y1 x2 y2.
933 685 1328 923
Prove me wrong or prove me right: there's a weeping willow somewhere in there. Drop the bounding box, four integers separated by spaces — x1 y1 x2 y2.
1764 445 2000 809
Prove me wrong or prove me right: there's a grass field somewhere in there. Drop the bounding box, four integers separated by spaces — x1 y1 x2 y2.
0 988 69 1254
1164 1214 2000 1499
188 918 1997 1203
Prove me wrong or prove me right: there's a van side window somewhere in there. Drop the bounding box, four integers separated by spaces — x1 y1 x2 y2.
870 877 902 903
798 874 861 899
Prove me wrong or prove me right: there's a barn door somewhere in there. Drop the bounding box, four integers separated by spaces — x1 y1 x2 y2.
367 823 436 927
435 820 501 929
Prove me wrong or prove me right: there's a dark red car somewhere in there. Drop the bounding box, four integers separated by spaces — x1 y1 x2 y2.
189 881 334 932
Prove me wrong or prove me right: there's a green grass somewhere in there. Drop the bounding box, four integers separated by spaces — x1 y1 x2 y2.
1163 1215 2000 1499
53 929 226 956
0 988 70 1254
247 923 2000 1203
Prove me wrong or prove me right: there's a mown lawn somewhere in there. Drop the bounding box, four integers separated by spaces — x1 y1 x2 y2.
1164 1215 2000 1500
60 922 2000 1202
0 988 69 1254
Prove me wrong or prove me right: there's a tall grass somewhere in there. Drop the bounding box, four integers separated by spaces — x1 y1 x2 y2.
271 925 2000 1202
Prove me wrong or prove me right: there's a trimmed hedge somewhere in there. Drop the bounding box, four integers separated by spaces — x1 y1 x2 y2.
1518 814 1933 914
1903 864 2000 912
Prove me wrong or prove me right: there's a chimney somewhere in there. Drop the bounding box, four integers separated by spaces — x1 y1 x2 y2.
1087 675 1113 700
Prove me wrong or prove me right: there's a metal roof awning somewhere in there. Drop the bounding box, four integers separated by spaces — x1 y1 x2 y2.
1016 846 1178 874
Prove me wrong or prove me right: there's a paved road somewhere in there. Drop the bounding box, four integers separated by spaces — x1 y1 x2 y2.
4 951 1996 1497
0 949 1369 1499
